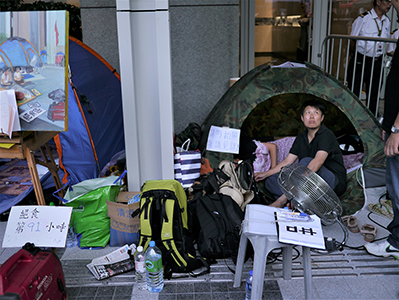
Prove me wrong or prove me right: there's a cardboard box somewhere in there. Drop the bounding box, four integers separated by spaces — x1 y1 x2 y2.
107 191 140 247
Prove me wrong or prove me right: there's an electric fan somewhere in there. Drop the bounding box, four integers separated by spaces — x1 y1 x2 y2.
277 163 342 226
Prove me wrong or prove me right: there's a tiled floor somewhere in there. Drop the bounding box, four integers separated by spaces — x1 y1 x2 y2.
67 286 133 300
158 280 283 300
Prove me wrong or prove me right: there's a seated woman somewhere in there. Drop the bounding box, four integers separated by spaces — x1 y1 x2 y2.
13 67 25 85
1 68 13 87
254 100 347 208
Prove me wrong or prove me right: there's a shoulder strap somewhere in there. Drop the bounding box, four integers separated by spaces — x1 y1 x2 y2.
219 194 244 228
236 160 254 191
207 168 230 192
360 11 369 18
138 192 153 250
161 194 189 270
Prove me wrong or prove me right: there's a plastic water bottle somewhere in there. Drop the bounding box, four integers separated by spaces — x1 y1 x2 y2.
134 246 147 290
245 270 253 300
66 226 78 248
145 241 164 293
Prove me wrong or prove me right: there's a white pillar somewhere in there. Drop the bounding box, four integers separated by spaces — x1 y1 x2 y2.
311 0 329 67
116 0 174 191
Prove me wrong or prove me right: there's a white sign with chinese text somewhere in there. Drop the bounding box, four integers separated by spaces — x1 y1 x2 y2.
276 210 325 250
2 206 73 248
206 125 240 154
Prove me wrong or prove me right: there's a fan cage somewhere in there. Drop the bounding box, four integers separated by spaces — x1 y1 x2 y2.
277 163 342 225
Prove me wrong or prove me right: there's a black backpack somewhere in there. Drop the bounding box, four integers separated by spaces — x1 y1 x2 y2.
174 122 202 151
194 193 244 260
135 180 209 279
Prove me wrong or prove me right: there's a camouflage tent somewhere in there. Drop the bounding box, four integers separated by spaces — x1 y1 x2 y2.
199 61 386 215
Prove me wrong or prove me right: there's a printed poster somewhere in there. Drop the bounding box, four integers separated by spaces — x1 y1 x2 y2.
0 11 69 131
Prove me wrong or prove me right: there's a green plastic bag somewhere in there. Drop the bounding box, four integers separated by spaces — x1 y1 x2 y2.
63 175 123 248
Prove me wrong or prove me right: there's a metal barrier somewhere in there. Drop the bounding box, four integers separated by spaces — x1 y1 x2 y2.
319 34 397 117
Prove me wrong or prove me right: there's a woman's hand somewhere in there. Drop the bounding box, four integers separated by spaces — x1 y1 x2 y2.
254 172 267 182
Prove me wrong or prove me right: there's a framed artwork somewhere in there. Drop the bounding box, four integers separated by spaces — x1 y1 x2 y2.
0 11 69 132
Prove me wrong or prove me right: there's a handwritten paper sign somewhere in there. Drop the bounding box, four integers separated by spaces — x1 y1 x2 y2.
0 89 21 138
276 210 325 249
2 206 73 248
206 125 240 154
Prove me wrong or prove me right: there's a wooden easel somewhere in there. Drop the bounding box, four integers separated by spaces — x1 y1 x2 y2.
0 131 63 205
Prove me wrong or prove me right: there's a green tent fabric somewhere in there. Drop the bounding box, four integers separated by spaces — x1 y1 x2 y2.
199 61 386 215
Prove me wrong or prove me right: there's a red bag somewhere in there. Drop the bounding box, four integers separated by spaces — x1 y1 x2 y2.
0 243 67 299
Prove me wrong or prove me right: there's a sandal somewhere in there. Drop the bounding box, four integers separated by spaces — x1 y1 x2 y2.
381 199 393 211
360 224 377 242
342 215 360 233
367 201 394 219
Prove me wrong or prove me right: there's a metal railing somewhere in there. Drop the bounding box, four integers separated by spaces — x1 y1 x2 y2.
318 34 398 117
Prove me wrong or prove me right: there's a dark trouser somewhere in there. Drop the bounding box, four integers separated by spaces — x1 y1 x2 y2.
264 157 336 200
347 53 382 116
385 134 399 249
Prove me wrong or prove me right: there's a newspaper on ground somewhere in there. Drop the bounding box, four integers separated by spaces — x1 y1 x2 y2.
86 244 137 280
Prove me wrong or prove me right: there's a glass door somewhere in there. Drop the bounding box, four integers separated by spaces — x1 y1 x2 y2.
254 0 310 68
241 0 395 74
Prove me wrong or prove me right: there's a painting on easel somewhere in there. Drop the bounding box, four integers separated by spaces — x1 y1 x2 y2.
0 11 69 132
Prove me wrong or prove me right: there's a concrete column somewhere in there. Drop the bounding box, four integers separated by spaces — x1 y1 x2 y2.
80 0 120 73
116 0 174 190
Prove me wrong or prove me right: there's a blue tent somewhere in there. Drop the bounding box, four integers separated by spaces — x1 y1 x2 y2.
57 37 125 184
0 36 43 69
40 50 47 64
0 37 125 214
